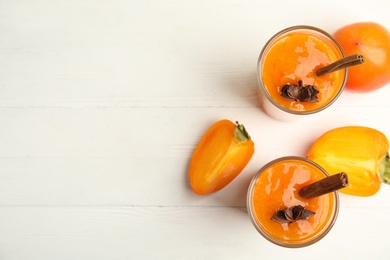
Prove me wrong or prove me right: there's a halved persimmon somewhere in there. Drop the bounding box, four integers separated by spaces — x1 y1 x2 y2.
189 120 254 195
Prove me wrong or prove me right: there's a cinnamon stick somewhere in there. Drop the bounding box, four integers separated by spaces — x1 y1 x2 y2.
299 172 349 199
316 54 365 76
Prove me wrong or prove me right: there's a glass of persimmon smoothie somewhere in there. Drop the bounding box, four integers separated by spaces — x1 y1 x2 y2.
257 26 347 121
247 156 339 248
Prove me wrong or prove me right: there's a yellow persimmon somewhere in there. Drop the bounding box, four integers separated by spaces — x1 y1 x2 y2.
307 126 390 196
189 120 255 195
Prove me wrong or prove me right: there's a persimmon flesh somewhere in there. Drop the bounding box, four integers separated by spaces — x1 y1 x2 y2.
333 22 390 92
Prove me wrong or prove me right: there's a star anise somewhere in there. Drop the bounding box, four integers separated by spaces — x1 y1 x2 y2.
271 205 315 224
280 80 319 102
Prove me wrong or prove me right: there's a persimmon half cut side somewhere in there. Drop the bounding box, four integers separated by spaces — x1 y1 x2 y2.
307 126 390 196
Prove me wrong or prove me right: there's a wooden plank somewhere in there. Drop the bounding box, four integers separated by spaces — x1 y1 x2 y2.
1 2 389 110
0 106 389 207
0 206 389 259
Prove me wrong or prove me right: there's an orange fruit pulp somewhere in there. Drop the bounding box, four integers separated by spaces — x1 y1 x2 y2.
261 28 346 112
248 158 337 246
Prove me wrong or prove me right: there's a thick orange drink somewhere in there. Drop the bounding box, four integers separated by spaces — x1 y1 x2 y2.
257 26 346 121
247 157 339 247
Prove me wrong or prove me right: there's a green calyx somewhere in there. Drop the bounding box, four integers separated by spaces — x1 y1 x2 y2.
234 121 251 143
379 153 390 184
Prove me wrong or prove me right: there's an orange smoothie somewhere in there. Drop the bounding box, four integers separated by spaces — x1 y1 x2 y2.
259 26 346 114
247 157 339 247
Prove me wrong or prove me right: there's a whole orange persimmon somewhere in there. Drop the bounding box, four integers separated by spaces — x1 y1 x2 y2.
333 22 390 92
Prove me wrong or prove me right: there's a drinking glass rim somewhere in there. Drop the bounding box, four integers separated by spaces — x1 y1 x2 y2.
246 156 340 248
257 25 347 115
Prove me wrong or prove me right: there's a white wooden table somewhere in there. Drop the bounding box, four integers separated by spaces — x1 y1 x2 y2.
1 1 389 259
